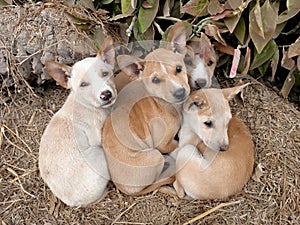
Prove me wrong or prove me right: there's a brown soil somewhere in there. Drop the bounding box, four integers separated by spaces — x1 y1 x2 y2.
1 2 299 225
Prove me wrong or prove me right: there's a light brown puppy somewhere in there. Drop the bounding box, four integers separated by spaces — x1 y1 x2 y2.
185 33 218 89
115 32 218 92
173 84 254 199
102 22 190 195
39 37 117 207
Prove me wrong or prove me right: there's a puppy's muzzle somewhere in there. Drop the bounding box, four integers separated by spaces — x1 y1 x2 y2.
100 90 113 101
100 90 116 107
219 144 229 151
173 88 187 101
195 79 207 89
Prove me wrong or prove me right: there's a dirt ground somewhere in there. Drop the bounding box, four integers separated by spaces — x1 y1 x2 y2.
0 2 300 225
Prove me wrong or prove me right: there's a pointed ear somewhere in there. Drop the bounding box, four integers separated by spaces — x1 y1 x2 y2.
183 94 207 112
222 83 250 101
185 45 195 61
45 61 72 89
199 32 213 59
117 55 144 78
166 21 187 55
97 36 115 66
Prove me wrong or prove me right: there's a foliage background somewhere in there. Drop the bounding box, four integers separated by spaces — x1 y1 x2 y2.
1 0 299 104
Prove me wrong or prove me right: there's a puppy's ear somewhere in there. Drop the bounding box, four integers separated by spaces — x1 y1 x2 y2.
167 21 187 55
222 83 250 101
183 95 207 112
117 55 144 78
45 61 72 89
97 36 115 66
199 32 213 60
184 45 195 65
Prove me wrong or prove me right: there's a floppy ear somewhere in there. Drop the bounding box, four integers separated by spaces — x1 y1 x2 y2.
222 83 250 101
183 95 207 112
97 36 115 66
166 21 187 55
45 61 72 89
117 55 144 78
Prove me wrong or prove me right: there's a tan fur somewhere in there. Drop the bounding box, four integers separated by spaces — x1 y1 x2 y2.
102 22 190 195
173 85 254 199
115 71 135 92
185 34 218 89
39 37 117 207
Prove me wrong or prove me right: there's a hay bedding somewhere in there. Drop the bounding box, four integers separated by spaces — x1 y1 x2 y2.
0 3 300 225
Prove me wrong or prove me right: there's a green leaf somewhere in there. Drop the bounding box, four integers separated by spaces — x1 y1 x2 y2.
224 12 242 33
258 60 270 76
288 37 300 58
233 17 246 44
273 21 287 39
134 23 155 51
277 0 300 24
249 0 277 54
102 0 114 5
270 46 279 81
121 0 136 14
250 40 277 70
138 0 159 33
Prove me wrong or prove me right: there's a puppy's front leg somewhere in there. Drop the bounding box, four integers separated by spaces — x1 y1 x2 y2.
157 139 178 154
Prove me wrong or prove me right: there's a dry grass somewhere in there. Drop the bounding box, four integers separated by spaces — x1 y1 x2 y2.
0 2 299 225
0 76 299 224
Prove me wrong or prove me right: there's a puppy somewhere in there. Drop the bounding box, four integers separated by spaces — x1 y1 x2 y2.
102 22 190 195
39 37 117 207
173 84 254 199
115 32 218 92
185 33 218 89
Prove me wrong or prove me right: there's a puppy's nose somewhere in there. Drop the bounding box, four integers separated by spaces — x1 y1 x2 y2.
173 88 186 100
219 145 229 151
195 79 207 89
100 90 112 101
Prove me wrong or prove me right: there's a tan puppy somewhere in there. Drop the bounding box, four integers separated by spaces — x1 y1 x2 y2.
173 84 254 199
115 32 217 92
185 33 218 89
39 37 117 207
102 22 190 195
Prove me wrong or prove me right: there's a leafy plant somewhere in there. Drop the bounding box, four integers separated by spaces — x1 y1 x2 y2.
4 0 299 101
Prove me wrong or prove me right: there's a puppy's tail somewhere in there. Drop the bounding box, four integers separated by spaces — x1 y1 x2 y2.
132 176 176 196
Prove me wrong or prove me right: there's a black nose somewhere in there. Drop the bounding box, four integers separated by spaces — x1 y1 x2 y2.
219 145 229 151
195 79 207 89
173 88 186 100
100 90 112 101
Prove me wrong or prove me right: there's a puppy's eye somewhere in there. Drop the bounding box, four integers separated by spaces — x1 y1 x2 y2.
176 65 182 73
204 121 213 128
207 60 213 66
80 81 89 87
152 77 161 84
102 71 109 77
185 60 193 66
